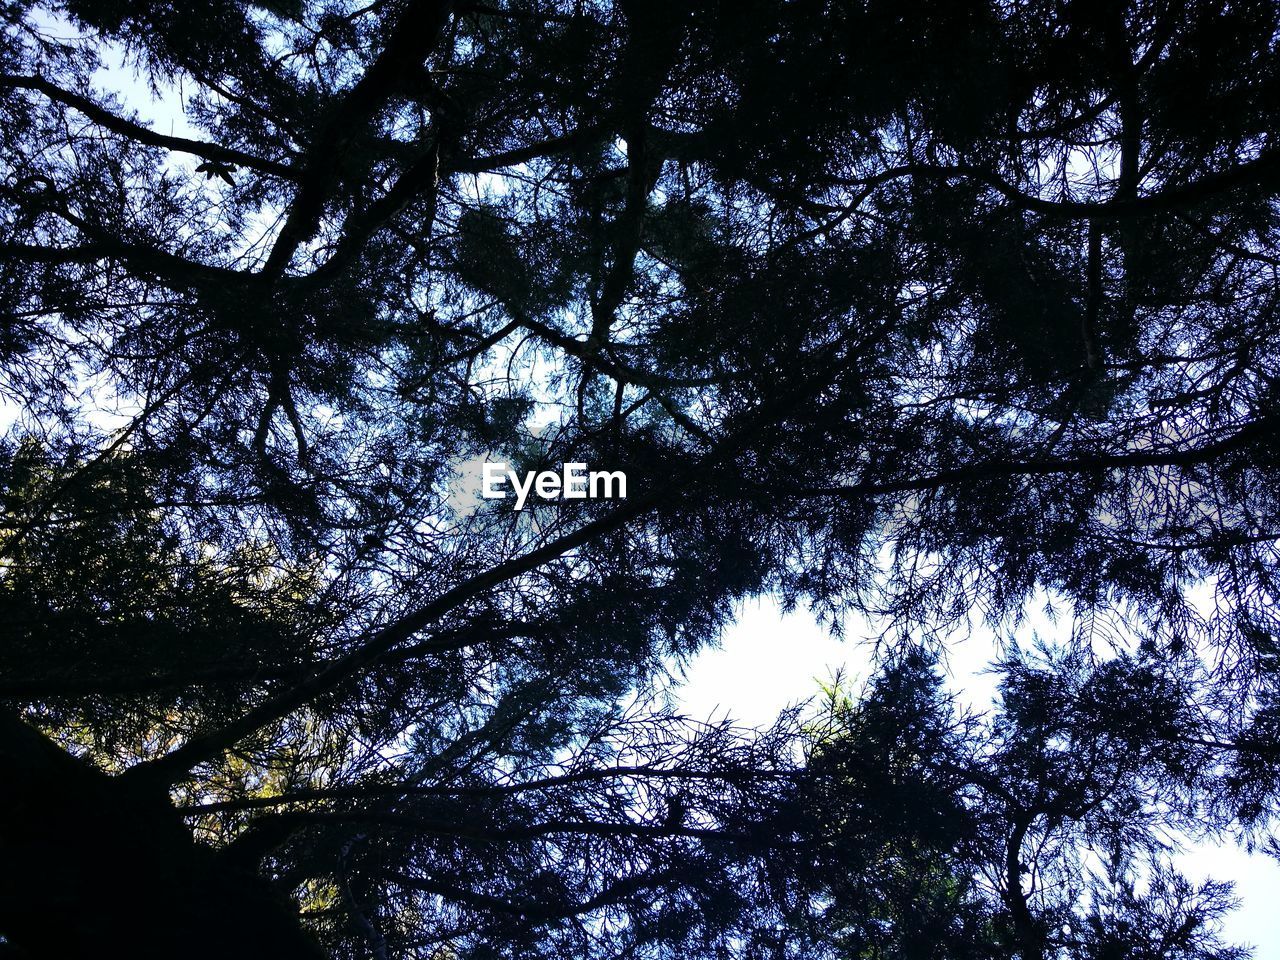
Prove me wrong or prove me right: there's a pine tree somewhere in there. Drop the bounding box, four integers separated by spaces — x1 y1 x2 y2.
3 0 1280 956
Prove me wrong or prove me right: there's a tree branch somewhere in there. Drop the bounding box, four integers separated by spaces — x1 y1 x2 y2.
0 74 298 179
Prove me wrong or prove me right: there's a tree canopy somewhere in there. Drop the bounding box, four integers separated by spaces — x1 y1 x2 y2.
2 0 1280 957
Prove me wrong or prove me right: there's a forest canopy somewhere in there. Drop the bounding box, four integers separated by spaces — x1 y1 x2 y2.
2 0 1280 958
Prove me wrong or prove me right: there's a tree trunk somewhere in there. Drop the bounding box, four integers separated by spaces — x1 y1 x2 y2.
0 713 325 959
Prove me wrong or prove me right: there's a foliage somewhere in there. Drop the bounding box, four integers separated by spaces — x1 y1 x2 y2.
2 0 1280 957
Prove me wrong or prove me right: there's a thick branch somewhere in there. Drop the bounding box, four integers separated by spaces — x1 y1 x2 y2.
261 0 454 276
182 764 792 815
796 413 1279 499
0 74 298 179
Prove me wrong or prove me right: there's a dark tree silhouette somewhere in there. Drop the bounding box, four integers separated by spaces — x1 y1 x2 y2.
2 0 1280 957
786 647 1255 960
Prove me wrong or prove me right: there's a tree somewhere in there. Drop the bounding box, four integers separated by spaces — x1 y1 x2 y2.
787 647 1253 960
2 0 1280 957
